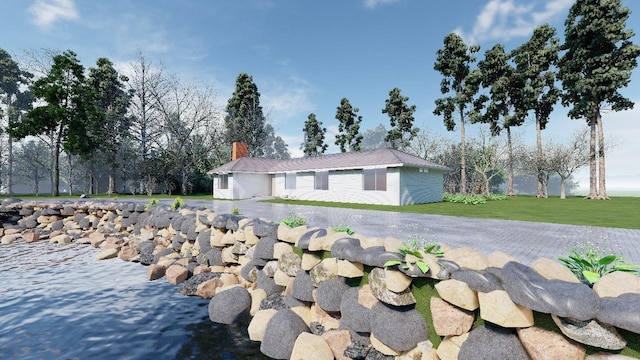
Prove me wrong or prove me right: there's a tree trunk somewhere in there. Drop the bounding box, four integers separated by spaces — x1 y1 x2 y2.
181 170 188 195
459 110 467 194
108 165 115 195
506 127 515 196
536 118 545 198
596 112 608 199
560 175 567 199
52 142 60 196
7 136 12 194
585 117 598 199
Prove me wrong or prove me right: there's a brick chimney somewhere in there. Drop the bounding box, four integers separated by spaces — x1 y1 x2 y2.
232 142 248 160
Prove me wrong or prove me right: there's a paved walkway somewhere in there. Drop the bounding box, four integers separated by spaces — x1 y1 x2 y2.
178 198 640 266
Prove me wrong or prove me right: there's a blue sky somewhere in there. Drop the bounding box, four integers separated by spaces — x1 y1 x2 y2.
2 0 640 192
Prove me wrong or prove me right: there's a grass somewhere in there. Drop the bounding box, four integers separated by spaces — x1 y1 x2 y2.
261 196 640 230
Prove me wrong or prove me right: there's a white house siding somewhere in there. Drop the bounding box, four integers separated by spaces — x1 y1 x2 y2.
232 173 272 199
398 168 444 205
213 175 233 199
274 169 401 206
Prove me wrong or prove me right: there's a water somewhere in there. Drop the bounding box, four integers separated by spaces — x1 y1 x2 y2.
0 240 268 360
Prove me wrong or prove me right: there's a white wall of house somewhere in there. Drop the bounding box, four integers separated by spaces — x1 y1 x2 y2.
213 172 272 199
273 168 402 206
398 168 444 205
212 174 233 199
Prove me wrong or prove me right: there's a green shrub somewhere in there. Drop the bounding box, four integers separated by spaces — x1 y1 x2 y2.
384 242 444 274
443 193 509 204
170 196 186 211
231 207 240 215
144 198 159 211
330 225 355 235
282 213 306 228
558 244 639 285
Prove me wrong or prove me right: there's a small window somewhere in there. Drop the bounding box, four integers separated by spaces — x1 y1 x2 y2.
285 173 297 190
314 171 328 190
363 168 386 191
218 174 228 189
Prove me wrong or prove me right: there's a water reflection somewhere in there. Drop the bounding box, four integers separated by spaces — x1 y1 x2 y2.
0 241 267 360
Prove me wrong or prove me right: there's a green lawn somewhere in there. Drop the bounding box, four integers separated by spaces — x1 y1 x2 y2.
261 196 640 230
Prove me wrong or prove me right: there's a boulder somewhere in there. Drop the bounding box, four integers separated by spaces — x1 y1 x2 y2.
277 223 308 243
368 267 416 306
166 264 189 285
597 292 640 334
593 272 640 298
208 286 251 325
340 287 373 333
23 232 40 243
296 228 327 250
478 290 534 328
530 257 581 283
430 297 474 336
279 252 302 276
310 258 338 287
273 242 294 260
486 251 520 268
321 329 352 360
248 309 278 341
434 279 479 311
370 333 400 356
384 268 412 293
178 272 221 296
370 302 429 352
118 247 138 262
316 276 350 312
357 285 379 309
147 264 166 281
436 333 469 360
260 309 310 359
458 324 529 360
450 269 503 293
337 259 364 278
517 326 586 360
95 248 118 260
301 252 321 270
291 270 315 302
196 278 222 299
1 233 21 244
444 247 488 270
552 315 626 351
290 333 334 360
491 261 599 321
257 269 284 296
253 235 277 261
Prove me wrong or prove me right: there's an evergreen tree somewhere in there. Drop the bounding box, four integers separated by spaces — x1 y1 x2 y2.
383 87 418 150
433 33 483 194
225 73 268 157
261 123 290 159
8 50 96 196
87 57 132 194
334 97 363 152
301 113 328 157
558 0 640 199
511 24 560 198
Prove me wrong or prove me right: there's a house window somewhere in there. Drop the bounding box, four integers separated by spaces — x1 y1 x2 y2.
363 168 386 191
218 174 228 189
285 173 297 190
314 171 328 190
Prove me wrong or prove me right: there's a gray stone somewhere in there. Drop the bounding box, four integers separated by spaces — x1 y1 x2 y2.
344 340 371 359
370 302 429 352
368 267 416 306
138 241 155 265
204 247 223 267
297 228 327 250
458 324 529 360
212 214 229 229
260 293 288 311
252 219 278 238
257 269 284 296
172 233 186 252
180 215 196 233
134 204 145 212
198 214 212 226
330 237 361 260
260 309 310 359
185 225 197 241
50 219 64 231
207 286 251 324
226 215 244 231
253 236 277 260
552 315 627 351
279 252 302 276
196 230 212 254
231 241 249 255
490 261 599 320
365 347 393 360
178 272 221 296
291 270 315 302
284 295 308 308
451 269 503 293
309 261 337 287
152 247 176 264
316 276 350 312
309 321 325 335
340 287 373 333
360 247 404 268
597 293 640 334
437 259 460 279
240 260 256 282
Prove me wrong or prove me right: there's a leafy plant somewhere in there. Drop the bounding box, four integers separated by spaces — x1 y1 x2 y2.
170 196 186 211
231 207 240 215
558 245 639 285
443 193 509 204
384 242 445 274
144 198 159 211
282 214 306 228
330 225 355 235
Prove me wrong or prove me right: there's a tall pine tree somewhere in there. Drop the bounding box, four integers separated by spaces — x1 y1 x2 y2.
334 97 363 152
225 73 268 157
383 87 418 151
301 113 328 157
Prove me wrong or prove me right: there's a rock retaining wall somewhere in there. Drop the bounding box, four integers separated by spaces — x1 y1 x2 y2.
1 199 639 360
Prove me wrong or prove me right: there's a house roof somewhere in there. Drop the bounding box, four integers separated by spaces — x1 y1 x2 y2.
209 148 451 174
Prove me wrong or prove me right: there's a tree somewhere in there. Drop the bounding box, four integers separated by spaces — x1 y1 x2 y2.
383 88 418 150
433 33 483 194
470 129 507 196
512 24 561 198
407 128 446 161
87 57 132 194
301 113 328 157
476 44 526 196
361 124 388 150
127 51 167 191
558 0 640 199
0 48 33 193
8 50 97 196
549 128 590 199
334 97 363 152
225 73 268 157
261 123 290 159
14 139 50 195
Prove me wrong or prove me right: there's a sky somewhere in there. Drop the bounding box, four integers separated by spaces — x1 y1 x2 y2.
2 0 640 193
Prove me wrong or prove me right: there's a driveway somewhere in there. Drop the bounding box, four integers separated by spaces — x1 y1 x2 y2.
181 198 640 266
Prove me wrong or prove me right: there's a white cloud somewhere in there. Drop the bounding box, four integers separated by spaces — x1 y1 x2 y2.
458 0 572 45
363 0 400 9
29 0 79 30
261 76 315 125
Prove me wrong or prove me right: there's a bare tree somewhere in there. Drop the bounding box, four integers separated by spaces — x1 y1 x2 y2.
548 128 590 199
13 139 50 195
470 128 507 196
